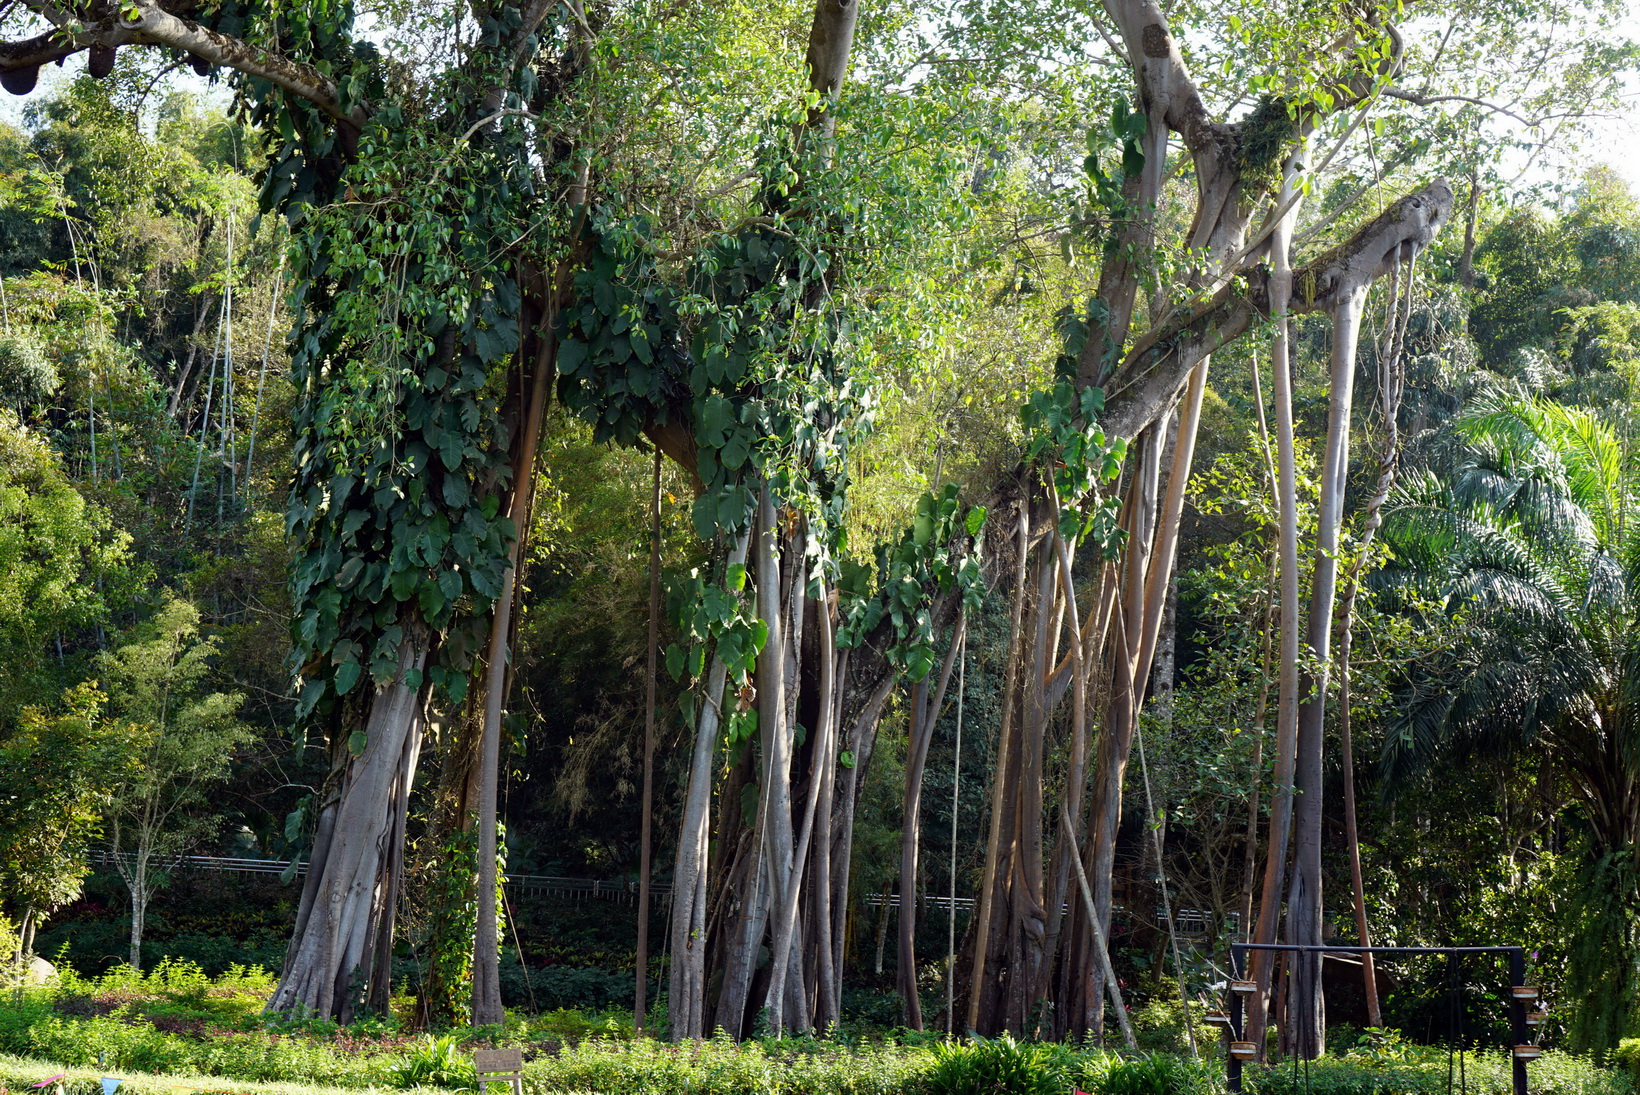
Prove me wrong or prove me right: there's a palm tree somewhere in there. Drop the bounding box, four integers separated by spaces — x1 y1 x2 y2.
1374 391 1640 1052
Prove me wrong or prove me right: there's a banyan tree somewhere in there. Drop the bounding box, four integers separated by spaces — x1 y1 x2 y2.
31 0 1612 1047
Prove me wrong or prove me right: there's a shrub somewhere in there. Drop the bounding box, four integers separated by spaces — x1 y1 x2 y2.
920 1033 1077 1095
1247 1047 1630 1095
522 1037 933 1095
392 1035 476 1090
1092 1052 1218 1095
526 966 636 1012
1131 999 1203 1056
0 335 58 411
1615 1040 1640 1085
531 1009 634 1044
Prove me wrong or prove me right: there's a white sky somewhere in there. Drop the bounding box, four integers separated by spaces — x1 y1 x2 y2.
1568 3 1640 193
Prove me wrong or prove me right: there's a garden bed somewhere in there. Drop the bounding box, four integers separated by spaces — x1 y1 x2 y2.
1 962 1631 1095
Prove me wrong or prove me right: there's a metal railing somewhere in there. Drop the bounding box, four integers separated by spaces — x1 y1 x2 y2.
88 852 1229 933
89 851 670 902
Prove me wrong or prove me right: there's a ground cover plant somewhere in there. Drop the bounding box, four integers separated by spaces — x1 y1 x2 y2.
0 966 1630 1095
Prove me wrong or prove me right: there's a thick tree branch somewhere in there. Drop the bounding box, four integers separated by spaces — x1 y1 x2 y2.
1102 0 1214 145
0 30 75 86
117 1 365 128
805 0 860 101
2 0 365 129
1098 177 1453 442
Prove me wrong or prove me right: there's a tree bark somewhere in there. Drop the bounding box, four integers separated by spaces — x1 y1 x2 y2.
896 621 968 1029
1287 283 1368 1058
1249 164 1306 1046
267 635 430 1021
472 293 558 1027
766 579 835 1035
668 530 753 1039
128 852 147 971
965 503 1030 1033
1335 260 1413 1031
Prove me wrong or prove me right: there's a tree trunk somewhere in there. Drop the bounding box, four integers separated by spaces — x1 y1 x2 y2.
965 504 1030 1033
811 639 844 1029
1287 283 1368 1059
1335 260 1413 1031
896 621 968 1030
830 669 896 1010
711 488 794 1039
268 635 429 1021
472 297 558 1027
1085 426 1163 1033
1249 165 1306 1045
1457 172 1480 290
765 582 834 1034
668 529 753 1039
129 851 148 971
417 693 484 1029
1034 534 1100 1025
1238 354 1281 941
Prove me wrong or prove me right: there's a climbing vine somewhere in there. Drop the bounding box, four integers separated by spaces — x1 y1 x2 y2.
836 484 986 682
248 17 569 714
1022 379 1128 551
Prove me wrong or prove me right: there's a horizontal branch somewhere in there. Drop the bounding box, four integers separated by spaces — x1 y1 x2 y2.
1382 87 1537 128
1098 177 1454 442
118 1 366 128
0 31 77 91
2 0 365 130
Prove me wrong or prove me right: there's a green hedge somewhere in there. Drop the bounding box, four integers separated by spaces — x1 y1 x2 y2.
520 1038 933 1095
1246 1048 1631 1095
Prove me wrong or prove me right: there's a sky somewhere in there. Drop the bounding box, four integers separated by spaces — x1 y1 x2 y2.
1567 4 1640 193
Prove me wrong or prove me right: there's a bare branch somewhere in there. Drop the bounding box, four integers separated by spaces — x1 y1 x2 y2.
1383 87 1538 128
458 107 539 145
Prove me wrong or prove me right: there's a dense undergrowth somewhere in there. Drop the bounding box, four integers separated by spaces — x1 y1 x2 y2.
0 963 1628 1095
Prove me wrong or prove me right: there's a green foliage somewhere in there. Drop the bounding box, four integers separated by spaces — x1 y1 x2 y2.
392 1035 476 1090
0 685 135 918
0 914 22 989
0 334 57 412
664 555 768 746
1564 850 1640 1053
920 1033 1078 1095
420 827 482 1029
1247 1045 1629 1095
1021 378 1126 548
1091 1052 1218 1095
0 414 137 717
0 1054 449 1095
1377 393 1640 1050
98 599 254 832
283 111 539 710
532 1008 635 1042
0 965 410 1087
1614 1039 1640 1084
836 483 986 682
520 1035 932 1094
